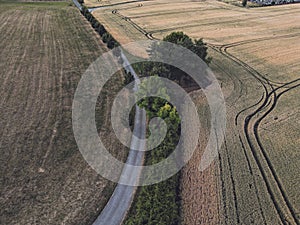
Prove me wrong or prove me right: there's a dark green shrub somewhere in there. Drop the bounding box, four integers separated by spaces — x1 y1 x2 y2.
102 33 111 43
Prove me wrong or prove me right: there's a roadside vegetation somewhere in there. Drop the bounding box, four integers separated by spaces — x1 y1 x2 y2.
124 31 210 225
81 5 119 49
124 78 181 225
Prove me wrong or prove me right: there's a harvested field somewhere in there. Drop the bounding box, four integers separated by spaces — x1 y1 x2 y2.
91 0 300 224
0 2 127 224
92 0 300 44
84 0 145 8
208 39 300 224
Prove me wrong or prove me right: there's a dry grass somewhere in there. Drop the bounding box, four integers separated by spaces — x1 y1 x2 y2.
0 2 127 224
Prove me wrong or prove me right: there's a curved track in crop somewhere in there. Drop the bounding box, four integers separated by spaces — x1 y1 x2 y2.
208 37 300 225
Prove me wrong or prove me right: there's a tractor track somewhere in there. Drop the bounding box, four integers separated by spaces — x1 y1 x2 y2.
112 9 156 40
209 42 269 225
243 82 300 225
208 37 300 224
210 60 245 105
253 82 300 224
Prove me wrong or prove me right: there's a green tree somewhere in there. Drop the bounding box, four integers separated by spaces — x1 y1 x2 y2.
102 32 111 43
136 76 169 118
97 25 106 36
142 31 210 85
163 31 210 64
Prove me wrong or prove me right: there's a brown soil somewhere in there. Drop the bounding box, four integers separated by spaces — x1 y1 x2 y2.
180 90 219 225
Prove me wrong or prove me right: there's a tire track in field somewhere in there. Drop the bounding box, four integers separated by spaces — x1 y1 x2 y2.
207 44 266 225
209 44 268 225
209 37 300 224
234 78 300 126
111 4 300 42
111 9 154 39
242 81 300 225
128 7 221 19
210 60 245 105
253 82 300 224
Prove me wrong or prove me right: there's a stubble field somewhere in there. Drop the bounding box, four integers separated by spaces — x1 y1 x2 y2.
0 1 127 224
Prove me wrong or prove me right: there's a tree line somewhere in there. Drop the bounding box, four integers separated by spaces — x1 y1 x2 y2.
125 76 181 225
124 32 210 225
81 6 119 50
133 31 210 87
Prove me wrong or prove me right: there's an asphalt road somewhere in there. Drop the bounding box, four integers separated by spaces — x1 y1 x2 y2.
72 0 82 11
92 52 147 225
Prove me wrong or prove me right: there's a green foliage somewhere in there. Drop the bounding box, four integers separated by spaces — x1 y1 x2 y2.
124 71 134 86
137 31 210 86
136 76 170 118
80 5 119 50
160 32 210 83
163 31 194 49
163 31 210 64
242 0 247 6
125 77 181 225
93 21 99 29
102 32 110 43
107 38 117 49
125 174 180 225
158 103 180 125
124 116 180 225
81 6 89 16
124 120 180 225
97 25 106 36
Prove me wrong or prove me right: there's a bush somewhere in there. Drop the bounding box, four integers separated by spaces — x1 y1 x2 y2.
80 6 120 51
102 33 111 43
98 25 106 36
124 72 134 86
107 39 116 49
124 78 181 224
